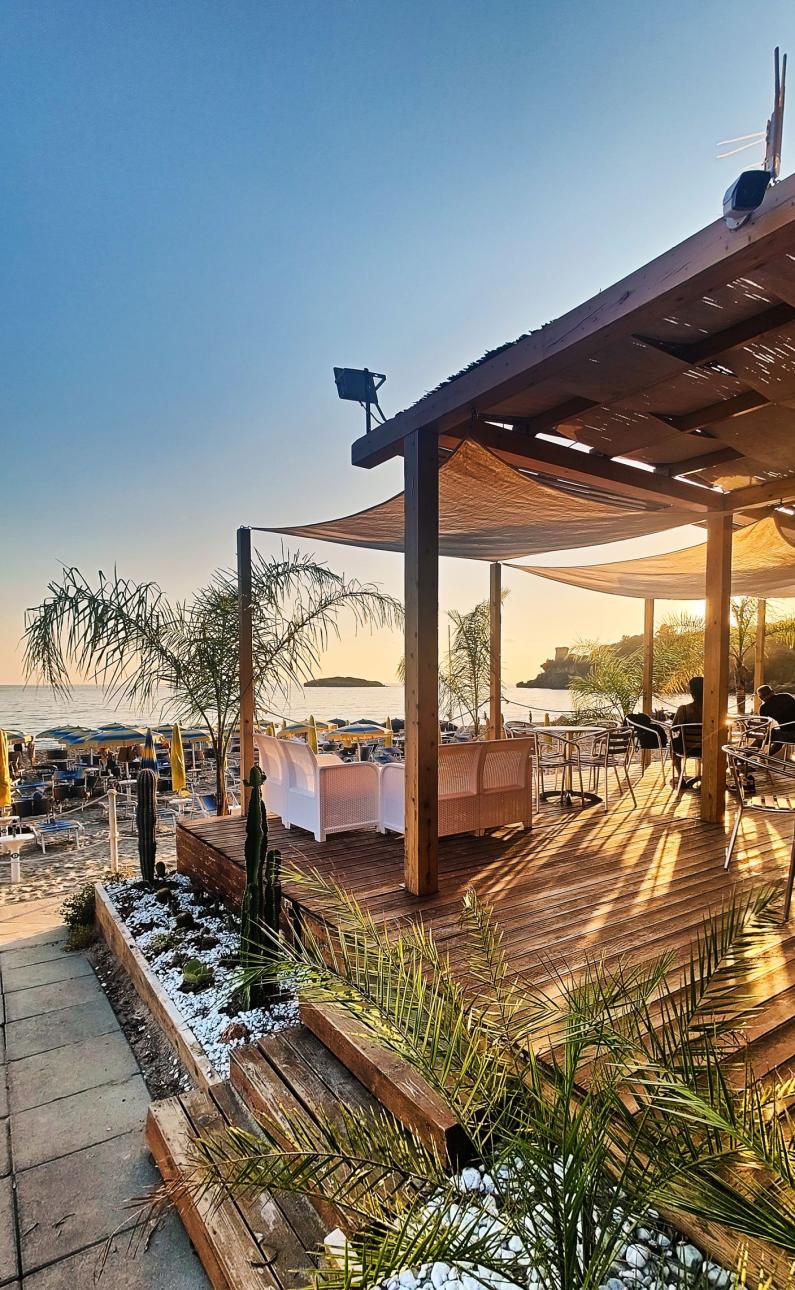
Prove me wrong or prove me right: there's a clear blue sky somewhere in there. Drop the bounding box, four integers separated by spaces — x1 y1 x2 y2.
2 0 793 685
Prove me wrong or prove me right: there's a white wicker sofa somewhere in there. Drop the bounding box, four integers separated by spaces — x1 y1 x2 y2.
254 734 380 842
379 738 534 837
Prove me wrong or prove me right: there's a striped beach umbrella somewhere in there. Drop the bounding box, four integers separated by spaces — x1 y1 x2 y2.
78 724 149 747
37 725 91 745
332 720 387 745
140 728 159 771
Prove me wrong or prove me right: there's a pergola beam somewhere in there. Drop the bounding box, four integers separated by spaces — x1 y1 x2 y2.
754 599 767 710
701 513 733 825
237 526 255 812
403 431 439 895
489 563 502 739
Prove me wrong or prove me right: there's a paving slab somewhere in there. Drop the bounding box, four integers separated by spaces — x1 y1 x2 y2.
8 1032 138 1114
21 1212 208 1287
12 1074 150 1171
0 1175 17 1285
1 957 91 995
5 974 101 1023
5 996 117 1061
0 940 68 971
17 1129 159 1273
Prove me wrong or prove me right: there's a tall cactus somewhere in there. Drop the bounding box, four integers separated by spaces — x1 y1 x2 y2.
241 765 282 1006
136 767 158 883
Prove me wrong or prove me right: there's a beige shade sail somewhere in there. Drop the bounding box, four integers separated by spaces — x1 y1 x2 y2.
511 513 795 599
268 440 696 560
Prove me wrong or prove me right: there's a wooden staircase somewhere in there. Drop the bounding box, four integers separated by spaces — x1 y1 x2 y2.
146 1007 466 1290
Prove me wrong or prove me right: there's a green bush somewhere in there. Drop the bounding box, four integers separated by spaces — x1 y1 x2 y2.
65 923 96 952
60 883 96 930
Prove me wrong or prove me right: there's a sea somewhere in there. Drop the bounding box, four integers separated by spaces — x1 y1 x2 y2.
0 683 576 737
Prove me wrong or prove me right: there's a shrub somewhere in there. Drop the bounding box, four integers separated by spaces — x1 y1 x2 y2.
61 883 96 930
65 923 96 952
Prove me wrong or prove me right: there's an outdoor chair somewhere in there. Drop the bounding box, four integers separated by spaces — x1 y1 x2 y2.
728 714 774 753
723 745 795 917
627 714 670 781
31 816 84 854
253 734 291 819
579 726 637 813
669 722 703 793
279 739 380 842
534 730 585 810
379 738 533 837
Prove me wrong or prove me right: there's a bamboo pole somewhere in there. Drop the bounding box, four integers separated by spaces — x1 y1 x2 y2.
701 513 733 825
403 431 439 895
753 599 767 711
489 562 502 739
237 526 255 813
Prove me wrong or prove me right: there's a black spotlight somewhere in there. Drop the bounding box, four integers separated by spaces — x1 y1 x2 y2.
333 367 386 433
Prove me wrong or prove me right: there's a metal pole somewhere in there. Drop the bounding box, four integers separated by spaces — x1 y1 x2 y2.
108 786 119 874
238 526 256 812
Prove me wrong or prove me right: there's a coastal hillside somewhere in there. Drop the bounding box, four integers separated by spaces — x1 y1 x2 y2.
519 635 795 690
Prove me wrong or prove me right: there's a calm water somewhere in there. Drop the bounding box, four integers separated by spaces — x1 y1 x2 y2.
0 683 576 736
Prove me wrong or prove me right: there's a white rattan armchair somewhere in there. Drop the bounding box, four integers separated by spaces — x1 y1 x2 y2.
279 740 380 842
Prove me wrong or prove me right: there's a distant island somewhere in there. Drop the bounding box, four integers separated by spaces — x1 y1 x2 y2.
305 676 385 688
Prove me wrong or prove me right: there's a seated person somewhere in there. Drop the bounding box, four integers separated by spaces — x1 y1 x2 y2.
105 752 121 780
757 685 795 748
671 676 703 787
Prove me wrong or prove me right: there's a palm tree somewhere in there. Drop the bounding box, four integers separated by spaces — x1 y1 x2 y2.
397 599 500 731
569 617 703 721
185 873 795 1289
24 551 402 814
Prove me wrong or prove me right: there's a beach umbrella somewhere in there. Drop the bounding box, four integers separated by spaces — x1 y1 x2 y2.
78 724 149 747
307 715 318 754
171 724 187 793
384 718 393 750
2 729 30 744
277 720 330 739
155 725 210 743
0 732 11 810
265 722 276 737
333 720 387 745
37 725 90 745
140 728 158 771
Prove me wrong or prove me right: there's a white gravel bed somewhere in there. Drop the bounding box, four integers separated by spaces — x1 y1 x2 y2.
328 1161 734 1290
103 873 298 1077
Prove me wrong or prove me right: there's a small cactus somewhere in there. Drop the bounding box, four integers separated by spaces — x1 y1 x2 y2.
181 958 214 992
136 767 158 883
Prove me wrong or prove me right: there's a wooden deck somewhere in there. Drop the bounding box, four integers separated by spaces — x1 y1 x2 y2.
178 768 795 1079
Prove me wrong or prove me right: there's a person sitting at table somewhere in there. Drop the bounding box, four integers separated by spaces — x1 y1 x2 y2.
105 751 121 779
671 676 703 788
757 685 795 753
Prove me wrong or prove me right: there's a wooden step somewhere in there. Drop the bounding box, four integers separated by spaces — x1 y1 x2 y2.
231 1023 435 1234
300 1000 474 1166
146 1081 326 1290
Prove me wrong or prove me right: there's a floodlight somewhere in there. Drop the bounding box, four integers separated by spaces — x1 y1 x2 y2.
333 367 386 433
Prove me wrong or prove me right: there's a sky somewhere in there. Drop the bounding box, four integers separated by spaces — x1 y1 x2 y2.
2 0 793 689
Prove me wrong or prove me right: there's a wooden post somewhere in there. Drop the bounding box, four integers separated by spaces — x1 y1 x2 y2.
701 513 733 825
489 562 502 739
108 786 119 873
404 430 439 895
642 598 654 716
753 599 767 711
237 526 255 813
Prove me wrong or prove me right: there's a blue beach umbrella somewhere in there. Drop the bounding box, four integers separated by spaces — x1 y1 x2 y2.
140 728 159 771
77 724 149 747
333 720 387 744
37 725 92 745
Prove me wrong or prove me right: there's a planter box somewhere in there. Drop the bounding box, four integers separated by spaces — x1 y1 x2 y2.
94 883 218 1088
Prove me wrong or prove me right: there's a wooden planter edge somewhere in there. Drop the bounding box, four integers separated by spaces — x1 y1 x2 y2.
94 882 218 1090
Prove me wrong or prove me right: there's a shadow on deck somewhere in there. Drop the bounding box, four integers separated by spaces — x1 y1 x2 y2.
177 766 795 1078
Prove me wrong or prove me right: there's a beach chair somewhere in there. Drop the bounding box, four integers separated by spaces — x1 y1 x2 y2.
723 745 795 917
31 816 85 854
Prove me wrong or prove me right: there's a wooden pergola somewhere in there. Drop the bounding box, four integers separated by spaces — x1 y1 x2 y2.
338 174 795 894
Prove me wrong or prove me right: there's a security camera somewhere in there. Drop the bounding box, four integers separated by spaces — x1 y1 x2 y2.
723 169 773 229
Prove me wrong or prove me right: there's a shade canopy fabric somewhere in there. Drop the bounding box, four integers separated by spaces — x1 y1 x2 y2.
511 513 795 600
269 441 696 560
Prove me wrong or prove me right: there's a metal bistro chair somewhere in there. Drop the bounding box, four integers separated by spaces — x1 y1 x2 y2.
579 726 637 813
723 744 795 918
728 714 774 753
669 722 703 794
535 729 588 810
627 714 671 783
